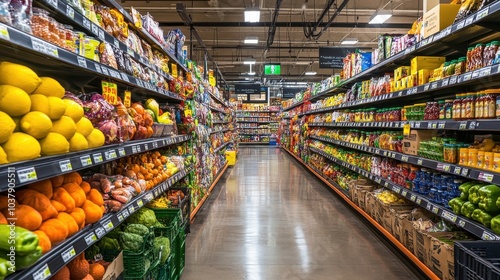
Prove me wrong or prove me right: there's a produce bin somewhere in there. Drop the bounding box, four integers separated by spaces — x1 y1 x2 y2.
122 232 156 279
152 123 164 137
162 124 174 136
156 254 174 280
174 229 186 276
455 241 500 280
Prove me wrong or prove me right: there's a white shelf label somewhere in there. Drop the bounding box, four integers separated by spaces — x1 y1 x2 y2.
95 63 102 73
98 29 105 41
103 220 114 232
118 148 126 157
101 67 109 76
17 167 37 183
77 56 87 68
95 226 105 238
442 210 457 223
105 150 117 160
66 4 74 19
59 160 73 172
449 76 458 85
117 213 124 222
482 231 496 241
80 155 92 167
137 200 144 207
32 38 59 58
61 246 76 263
128 205 135 214
476 7 489 20
122 208 130 218
0 25 9 40
84 232 97 246
479 172 494 182
121 73 130 82
33 264 51 280
93 153 103 163
47 0 57 8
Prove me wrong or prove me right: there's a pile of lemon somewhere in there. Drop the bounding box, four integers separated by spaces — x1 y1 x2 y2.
0 62 106 164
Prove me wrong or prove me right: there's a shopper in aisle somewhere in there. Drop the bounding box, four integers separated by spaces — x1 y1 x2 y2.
182 147 423 280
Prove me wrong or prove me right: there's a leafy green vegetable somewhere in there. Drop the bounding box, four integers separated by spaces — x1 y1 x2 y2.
120 232 144 251
128 208 163 227
125 224 149 236
153 236 170 264
98 237 121 251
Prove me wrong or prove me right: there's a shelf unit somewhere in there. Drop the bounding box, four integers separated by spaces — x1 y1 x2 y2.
309 119 500 131
237 110 279 144
190 164 229 222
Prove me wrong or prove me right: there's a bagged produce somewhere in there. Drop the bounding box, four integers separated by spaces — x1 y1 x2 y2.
82 93 115 125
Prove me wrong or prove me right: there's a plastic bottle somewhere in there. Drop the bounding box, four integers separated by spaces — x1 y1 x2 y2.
453 94 462 120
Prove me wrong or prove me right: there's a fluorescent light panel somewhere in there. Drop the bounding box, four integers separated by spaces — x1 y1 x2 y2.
243 60 256 65
305 71 316 75
244 37 258 44
244 9 260 23
341 38 358 45
369 11 392 24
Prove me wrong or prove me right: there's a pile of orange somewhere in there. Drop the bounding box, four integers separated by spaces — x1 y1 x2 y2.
113 151 170 190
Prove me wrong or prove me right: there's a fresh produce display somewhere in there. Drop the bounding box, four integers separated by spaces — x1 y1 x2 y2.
307 153 359 190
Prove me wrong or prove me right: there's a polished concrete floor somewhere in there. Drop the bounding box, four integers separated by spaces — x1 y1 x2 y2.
182 147 422 280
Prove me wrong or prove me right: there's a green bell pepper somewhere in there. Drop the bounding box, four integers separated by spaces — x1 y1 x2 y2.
472 209 495 228
0 225 39 256
449 197 467 214
491 214 500 235
478 185 500 212
468 184 484 205
459 182 475 200
0 245 42 270
461 201 477 218
0 257 14 280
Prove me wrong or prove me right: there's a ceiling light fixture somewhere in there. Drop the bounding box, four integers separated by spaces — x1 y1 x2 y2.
244 37 259 44
248 72 256 75
244 8 260 23
243 59 256 65
341 38 358 45
305 71 317 75
369 10 392 24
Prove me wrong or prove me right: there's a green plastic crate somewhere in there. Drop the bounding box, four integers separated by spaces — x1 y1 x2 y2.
150 208 182 241
174 230 186 276
123 233 155 279
156 255 174 280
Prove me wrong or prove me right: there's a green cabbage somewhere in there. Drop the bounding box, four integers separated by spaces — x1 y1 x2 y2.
127 208 163 228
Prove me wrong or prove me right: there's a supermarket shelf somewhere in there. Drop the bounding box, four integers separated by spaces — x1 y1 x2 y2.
8 165 194 280
309 119 500 131
281 147 440 280
239 133 271 136
0 135 191 190
309 135 500 186
213 121 229 124
0 23 182 101
282 1 500 112
214 142 231 153
238 127 270 129
308 146 500 241
236 110 272 113
236 116 271 118
210 128 230 135
99 0 188 73
190 164 229 222
39 0 171 81
210 106 227 114
209 92 229 107
239 142 271 144
236 121 272 124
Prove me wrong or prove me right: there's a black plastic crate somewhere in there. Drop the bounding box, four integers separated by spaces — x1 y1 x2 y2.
455 241 500 280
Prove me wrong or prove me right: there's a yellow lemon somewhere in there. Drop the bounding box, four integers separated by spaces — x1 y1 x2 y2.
69 132 88 152
20 111 52 139
2 132 41 162
0 85 31 117
39 132 69 156
0 146 7 164
63 99 84 123
51 116 76 140
86 129 105 148
0 112 15 144
32 77 64 98
75 117 94 137
47 97 67 120
0 62 41 94
30 94 50 115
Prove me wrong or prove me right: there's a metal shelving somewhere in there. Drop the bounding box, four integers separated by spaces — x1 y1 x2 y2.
309 119 500 131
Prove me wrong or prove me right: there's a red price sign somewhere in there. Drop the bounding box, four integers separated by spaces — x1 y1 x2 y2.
101 81 118 105
123 90 131 107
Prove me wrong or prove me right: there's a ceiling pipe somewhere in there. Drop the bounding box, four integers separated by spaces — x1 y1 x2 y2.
266 0 282 49
304 0 351 41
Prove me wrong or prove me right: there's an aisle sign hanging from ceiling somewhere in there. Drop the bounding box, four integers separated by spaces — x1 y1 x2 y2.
319 47 357 69
235 84 261 94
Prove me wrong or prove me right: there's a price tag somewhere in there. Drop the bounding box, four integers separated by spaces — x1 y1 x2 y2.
459 121 468 130
417 159 423 165
465 15 475 26
457 219 466 228
101 67 109 76
415 121 421 128
80 155 92 167
482 231 496 241
122 208 130 218
479 172 494 182
463 72 472 81
461 168 469 177
401 156 409 162
432 205 439 214
33 264 51 280
449 75 457 85
47 0 57 8
152 141 158 149
392 186 401 193
98 29 105 41
469 121 477 130
0 25 9 40
103 220 114 232
101 81 118 105
416 198 422 205
117 213 124 222
83 232 97 247
94 63 102 73
121 72 130 82
454 167 462 175
438 122 446 129
93 153 103 163
17 167 37 183
432 123 437 129
59 160 73 172
76 56 88 68
410 194 417 202
31 38 59 57
443 164 451 172
128 205 135 214
144 143 149 150
456 20 465 30
104 150 117 160
61 246 76 262
95 226 105 238
442 211 457 223
472 70 480 79
66 4 74 19
431 82 438 90
137 200 144 207
118 148 126 157
424 84 430 91
384 182 390 187
398 91 403 97
476 7 489 20
131 145 137 154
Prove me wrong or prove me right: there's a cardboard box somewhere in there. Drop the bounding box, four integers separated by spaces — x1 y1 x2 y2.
414 228 432 266
357 185 375 211
401 218 417 254
103 251 124 280
394 66 410 81
411 56 445 75
375 200 413 234
365 191 378 217
423 0 449 12
418 69 432 85
426 232 455 280
403 130 437 155
392 211 411 244
422 4 461 38
401 76 408 90
408 74 417 88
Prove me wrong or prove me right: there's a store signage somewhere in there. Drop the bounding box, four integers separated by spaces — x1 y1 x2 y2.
318 47 357 69
283 87 306 99
235 84 261 94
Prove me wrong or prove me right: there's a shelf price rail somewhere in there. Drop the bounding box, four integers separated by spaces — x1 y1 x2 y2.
281 147 439 280
9 165 194 280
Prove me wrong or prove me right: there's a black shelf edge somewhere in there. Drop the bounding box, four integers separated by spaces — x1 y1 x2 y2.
308 146 500 241
282 2 500 112
210 106 227 114
99 0 189 73
209 92 229 107
0 135 191 190
213 121 229 124
309 135 500 193
38 0 172 81
9 165 194 280
309 119 500 131
214 142 231 153
0 23 183 101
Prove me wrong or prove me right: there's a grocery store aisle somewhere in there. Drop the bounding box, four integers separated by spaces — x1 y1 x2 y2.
182 147 421 280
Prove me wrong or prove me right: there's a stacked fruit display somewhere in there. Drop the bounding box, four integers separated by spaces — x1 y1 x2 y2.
0 62 105 164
